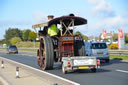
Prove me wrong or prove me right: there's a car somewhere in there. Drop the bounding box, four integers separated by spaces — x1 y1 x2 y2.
7 45 18 54
85 41 109 63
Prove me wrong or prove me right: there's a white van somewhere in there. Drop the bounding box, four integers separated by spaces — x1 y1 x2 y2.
85 41 109 63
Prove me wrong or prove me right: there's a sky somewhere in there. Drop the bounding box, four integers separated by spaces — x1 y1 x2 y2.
0 0 128 39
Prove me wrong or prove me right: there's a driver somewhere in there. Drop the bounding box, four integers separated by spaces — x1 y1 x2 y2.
47 15 59 37
47 15 59 48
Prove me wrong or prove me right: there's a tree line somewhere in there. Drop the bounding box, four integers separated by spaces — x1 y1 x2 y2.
2 28 36 45
0 28 89 45
1 28 128 46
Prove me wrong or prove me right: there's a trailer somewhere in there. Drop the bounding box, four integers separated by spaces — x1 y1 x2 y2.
62 56 100 74
32 14 100 73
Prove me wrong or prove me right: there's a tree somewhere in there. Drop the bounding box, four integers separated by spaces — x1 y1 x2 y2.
75 31 88 41
10 37 22 44
0 39 5 44
28 31 36 41
22 29 31 41
4 28 22 41
82 35 89 41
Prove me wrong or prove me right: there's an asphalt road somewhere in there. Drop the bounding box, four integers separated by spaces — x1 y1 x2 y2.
0 50 128 85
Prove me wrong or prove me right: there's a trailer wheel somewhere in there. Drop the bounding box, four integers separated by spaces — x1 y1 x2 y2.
75 40 85 56
39 36 54 70
91 68 96 73
62 63 67 74
105 59 109 63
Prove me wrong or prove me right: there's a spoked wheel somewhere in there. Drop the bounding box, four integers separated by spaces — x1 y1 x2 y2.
39 36 54 70
37 49 41 66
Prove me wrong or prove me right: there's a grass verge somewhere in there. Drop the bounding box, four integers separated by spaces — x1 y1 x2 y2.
110 55 128 60
15 41 40 48
18 49 37 52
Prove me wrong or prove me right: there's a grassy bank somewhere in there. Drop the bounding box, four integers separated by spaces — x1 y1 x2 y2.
18 49 37 52
125 43 128 46
15 41 39 48
110 55 128 60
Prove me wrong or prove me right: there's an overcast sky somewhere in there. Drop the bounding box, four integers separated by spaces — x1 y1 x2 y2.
0 0 128 39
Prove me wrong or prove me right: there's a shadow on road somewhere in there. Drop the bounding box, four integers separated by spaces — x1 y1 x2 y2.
69 68 111 74
37 59 128 74
52 62 112 74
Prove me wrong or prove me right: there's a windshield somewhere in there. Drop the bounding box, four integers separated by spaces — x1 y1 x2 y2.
92 43 107 49
8 46 17 49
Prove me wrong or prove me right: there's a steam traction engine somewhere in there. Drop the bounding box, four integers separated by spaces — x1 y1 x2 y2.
32 15 99 73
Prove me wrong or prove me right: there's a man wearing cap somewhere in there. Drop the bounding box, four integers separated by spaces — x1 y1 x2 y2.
47 15 59 48
48 15 59 37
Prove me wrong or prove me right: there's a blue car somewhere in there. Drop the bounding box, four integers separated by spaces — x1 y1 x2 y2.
7 45 18 54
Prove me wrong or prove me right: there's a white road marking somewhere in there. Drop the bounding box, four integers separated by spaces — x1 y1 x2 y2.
0 56 80 85
116 69 128 73
121 60 128 62
19 54 36 57
18 52 36 57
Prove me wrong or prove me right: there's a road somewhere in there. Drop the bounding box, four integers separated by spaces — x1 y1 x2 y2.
0 50 128 85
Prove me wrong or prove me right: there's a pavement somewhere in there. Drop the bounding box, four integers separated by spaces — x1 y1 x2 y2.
0 62 50 85
0 77 4 85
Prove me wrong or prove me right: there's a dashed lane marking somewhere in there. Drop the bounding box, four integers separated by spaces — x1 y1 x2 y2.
116 69 128 73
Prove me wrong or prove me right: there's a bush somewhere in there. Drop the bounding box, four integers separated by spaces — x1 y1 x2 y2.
10 37 22 44
109 44 118 49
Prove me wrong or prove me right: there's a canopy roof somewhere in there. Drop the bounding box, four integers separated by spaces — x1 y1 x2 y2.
32 15 87 28
48 16 87 27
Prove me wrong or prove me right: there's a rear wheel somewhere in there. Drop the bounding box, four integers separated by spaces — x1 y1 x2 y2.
37 49 41 66
47 36 54 69
39 36 54 70
74 40 85 56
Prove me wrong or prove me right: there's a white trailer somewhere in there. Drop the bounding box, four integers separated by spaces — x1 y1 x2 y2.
62 56 100 74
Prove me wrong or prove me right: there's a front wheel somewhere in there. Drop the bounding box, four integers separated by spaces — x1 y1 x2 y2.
74 40 85 56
